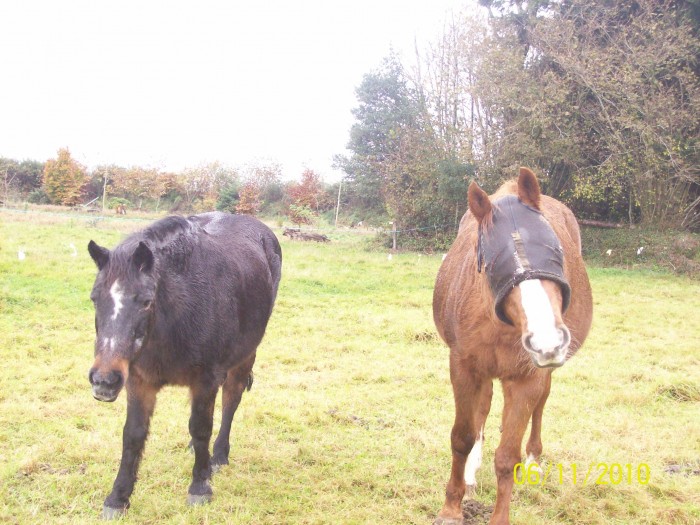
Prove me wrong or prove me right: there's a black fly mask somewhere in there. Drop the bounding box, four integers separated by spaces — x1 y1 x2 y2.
477 195 571 325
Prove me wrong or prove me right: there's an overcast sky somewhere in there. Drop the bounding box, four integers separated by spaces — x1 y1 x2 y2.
0 0 471 181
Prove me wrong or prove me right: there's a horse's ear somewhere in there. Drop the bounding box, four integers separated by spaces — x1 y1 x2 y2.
518 167 541 209
468 181 492 222
133 242 154 273
88 240 110 270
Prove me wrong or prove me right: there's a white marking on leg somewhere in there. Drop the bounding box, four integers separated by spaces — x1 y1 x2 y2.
464 428 484 486
525 454 544 475
519 279 561 351
110 280 124 321
524 452 542 474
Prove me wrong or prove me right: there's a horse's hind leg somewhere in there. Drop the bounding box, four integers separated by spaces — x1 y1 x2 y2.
212 352 256 470
435 368 491 525
464 380 493 498
525 371 552 469
187 383 218 505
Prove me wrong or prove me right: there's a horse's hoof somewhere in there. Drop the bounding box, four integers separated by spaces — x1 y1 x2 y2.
433 517 465 525
211 457 228 473
102 505 126 520
211 463 222 474
186 493 213 506
465 483 477 498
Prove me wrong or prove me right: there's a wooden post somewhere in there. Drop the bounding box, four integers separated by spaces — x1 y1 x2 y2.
391 221 397 251
102 173 108 213
334 178 342 228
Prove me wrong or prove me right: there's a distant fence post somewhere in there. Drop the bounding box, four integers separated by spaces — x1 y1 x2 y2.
334 177 342 228
391 220 397 251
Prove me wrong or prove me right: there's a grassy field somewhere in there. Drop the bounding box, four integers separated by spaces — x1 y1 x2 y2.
0 208 699 525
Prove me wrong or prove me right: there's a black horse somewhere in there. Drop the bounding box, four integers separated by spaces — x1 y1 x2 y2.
87 212 282 519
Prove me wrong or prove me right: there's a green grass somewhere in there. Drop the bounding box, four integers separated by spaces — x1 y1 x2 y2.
1 209 699 524
581 226 700 277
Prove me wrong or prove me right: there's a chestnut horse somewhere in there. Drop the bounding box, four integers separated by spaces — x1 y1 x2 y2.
433 168 592 525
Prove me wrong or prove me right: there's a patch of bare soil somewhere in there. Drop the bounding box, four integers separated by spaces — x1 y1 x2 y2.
462 500 493 525
664 460 700 476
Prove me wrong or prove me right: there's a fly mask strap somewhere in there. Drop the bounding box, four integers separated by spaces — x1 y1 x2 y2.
511 231 530 270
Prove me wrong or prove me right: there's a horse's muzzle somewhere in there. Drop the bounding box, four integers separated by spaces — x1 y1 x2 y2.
523 325 571 368
89 368 124 402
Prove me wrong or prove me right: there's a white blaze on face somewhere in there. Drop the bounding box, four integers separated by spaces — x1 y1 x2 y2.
464 428 484 486
101 337 117 355
110 280 124 321
519 279 562 351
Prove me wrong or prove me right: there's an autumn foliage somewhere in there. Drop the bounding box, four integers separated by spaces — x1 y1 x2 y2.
42 148 88 206
235 181 262 215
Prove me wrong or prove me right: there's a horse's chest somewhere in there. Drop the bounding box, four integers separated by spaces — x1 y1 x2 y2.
131 351 191 387
458 328 526 377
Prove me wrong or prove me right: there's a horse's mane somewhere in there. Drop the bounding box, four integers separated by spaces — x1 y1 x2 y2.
141 215 196 248
492 179 518 199
106 216 199 279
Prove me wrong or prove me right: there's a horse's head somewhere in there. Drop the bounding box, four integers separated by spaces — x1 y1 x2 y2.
87 240 157 401
469 168 572 368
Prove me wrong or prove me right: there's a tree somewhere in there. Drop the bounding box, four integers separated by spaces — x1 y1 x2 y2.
440 0 700 228
235 180 261 215
1 158 17 204
42 148 88 205
178 162 238 211
342 51 474 240
287 204 315 226
337 52 422 216
216 179 240 213
530 0 700 227
241 162 284 213
287 168 324 211
284 169 325 225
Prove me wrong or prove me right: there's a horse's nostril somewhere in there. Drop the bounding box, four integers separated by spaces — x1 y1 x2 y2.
90 369 123 388
523 333 534 351
557 326 571 349
104 371 123 388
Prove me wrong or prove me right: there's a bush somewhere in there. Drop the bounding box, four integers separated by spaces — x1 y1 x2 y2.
287 204 316 226
107 197 131 209
27 188 51 205
216 182 240 213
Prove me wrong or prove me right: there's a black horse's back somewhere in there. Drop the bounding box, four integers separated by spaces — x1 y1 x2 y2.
193 212 281 294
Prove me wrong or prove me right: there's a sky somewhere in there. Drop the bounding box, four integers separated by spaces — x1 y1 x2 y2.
0 0 471 182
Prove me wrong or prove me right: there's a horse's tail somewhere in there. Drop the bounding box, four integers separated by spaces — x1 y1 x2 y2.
262 231 282 303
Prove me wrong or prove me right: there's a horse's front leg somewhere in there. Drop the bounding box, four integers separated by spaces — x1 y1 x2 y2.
490 374 547 525
435 361 491 525
525 372 552 469
103 378 157 519
187 382 218 505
